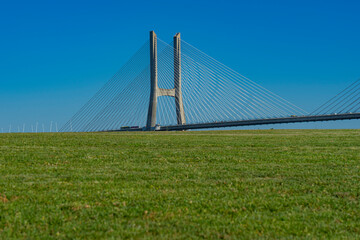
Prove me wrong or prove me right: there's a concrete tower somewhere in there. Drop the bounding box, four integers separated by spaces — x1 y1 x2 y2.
174 33 186 125
146 31 186 130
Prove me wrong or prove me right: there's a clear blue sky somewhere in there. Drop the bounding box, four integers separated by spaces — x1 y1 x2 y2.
1 0 360 131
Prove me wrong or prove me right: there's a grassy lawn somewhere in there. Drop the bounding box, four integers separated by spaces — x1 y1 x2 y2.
0 129 360 239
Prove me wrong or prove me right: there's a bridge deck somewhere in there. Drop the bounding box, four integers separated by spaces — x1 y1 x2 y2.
109 113 360 132
158 113 360 131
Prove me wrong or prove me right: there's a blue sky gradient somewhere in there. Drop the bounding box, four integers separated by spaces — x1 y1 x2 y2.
1 0 360 131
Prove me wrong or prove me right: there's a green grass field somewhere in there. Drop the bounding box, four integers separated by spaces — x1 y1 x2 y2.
1 129 360 239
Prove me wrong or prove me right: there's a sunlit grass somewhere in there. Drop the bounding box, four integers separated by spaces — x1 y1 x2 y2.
1 129 360 238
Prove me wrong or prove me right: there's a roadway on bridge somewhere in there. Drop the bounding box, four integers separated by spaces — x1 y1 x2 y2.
158 113 360 131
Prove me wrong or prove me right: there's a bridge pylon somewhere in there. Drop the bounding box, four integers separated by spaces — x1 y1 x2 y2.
146 31 186 130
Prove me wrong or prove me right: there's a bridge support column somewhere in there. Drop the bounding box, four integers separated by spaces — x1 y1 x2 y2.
174 33 186 125
146 31 186 131
146 31 158 130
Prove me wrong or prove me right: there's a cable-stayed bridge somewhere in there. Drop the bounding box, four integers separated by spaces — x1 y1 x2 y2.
61 31 360 132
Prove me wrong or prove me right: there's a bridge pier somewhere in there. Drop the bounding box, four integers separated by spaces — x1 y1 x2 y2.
146 31 186 130
174 33 186 125
146 31 158 130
